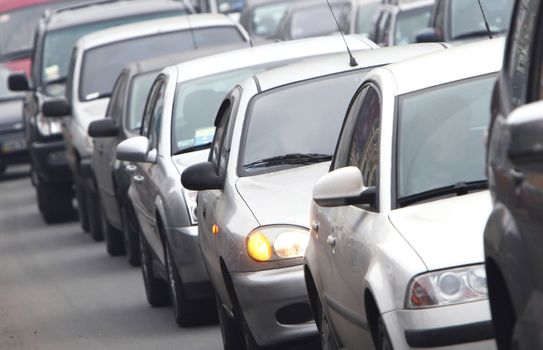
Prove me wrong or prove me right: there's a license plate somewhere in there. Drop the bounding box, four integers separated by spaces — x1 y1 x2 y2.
1 139 26 154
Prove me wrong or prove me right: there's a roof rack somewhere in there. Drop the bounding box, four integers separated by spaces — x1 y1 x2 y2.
43 0 121 21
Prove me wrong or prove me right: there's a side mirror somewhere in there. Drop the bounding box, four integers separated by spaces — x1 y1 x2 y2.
42 98 71 118
313 166 376 207
416 28 440 43
507 101 543 173
116 136 157 163
181 162 225 191
8 73 30 91
88 118 119 138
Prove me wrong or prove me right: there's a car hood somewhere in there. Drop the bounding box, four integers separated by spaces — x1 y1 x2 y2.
235 162 330 228
76 98 110 133
172 149 209 176
388 191 491 271
0 98 24 130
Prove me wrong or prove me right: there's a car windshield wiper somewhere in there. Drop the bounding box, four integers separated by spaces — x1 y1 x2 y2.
173 142 212 155
398 180 487 207
244 153 332 169
453 29 505 41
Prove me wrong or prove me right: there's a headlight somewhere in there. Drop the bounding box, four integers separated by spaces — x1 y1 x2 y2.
406 265 487 309
181 187 198 225
36 113 62 136
246 225 309 262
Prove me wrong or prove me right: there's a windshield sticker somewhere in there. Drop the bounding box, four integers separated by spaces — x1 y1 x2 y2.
194 127 215 145
45 65 60 81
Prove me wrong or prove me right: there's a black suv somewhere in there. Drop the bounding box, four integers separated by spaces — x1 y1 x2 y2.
8 0 189 224
485 0 543 349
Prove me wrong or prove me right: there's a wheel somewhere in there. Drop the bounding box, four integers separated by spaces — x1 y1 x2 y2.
74 179 90 232
318 302 339 350
139 232 170 307
216 297 246 350
36 183 76 224
121 202 140 266
377 318 393 350
85 186 103 242
101 205 125 256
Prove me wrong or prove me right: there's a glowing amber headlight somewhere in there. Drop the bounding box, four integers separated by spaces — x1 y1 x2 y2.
246 226 309 262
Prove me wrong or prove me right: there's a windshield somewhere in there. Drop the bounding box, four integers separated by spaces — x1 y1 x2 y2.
288 2 352 40
394 6 432 45
172 69 261 154
42 11 185 87
355 1 380 36
0 64 22 100
396 74 496 200
80 26 244 102
128 72 157 131
218 0 245 13
251 1 294 38
241 70 366 174
451 0 514 39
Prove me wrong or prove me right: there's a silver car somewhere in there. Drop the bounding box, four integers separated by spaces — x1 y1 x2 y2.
115 35 378 327
306 38 504 350
181 42 446 349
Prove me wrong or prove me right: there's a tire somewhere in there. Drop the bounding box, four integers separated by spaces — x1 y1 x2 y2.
121 202 140 267
74 179 90 232
101 205 125 256
216 297 246 350
85 186 103 242
139 232 170 307
36 183 76 224
377 318 393 350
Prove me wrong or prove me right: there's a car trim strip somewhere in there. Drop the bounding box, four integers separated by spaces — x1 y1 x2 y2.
324 293 369 330
404 320 494 348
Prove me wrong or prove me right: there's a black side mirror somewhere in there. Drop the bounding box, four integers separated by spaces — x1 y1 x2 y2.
88 118 119 138
42 98 71 118
8 73 30 91
416 28 440 43
507 101 543 173
181 162 225 191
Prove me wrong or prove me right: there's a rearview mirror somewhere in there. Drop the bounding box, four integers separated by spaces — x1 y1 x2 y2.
8 73 30 91
313 166 375 207
116 136 157 163
88 118 118 138
416 28 440 43
507 100 543 173
181 162 224 190
42 98 71 118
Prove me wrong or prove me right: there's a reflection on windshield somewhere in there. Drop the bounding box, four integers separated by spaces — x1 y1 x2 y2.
355 1 380 36
397 75 496 199
289 3 351 40
128 72 157 130
251 1 293 37
242 70 366 173
451 0 514 39
394 6 432 45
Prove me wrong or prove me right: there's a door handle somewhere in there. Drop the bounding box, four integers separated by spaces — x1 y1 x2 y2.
510 169 524 186
133 175 144 184
311 220 319 232
326 235 336 247
125 164 137 174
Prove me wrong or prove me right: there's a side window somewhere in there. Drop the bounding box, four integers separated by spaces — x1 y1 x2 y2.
210 88 241 175
106 71 128 122
140 78 162 137
148 81 166 149
65 48 77 102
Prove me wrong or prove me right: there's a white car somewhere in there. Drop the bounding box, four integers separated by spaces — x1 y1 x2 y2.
305 38 504 349
42 14 248 240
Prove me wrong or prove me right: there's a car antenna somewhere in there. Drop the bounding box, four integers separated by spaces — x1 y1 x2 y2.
326 0 357 67
476 0 493 39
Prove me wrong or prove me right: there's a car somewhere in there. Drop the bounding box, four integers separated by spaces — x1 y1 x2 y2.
88 44 248 265
115 34 378 330
305 38 504 350
372 0 434 46
484 0 543 349
238 0 297 40
190 0 245 20
41 14 249 241
350 0 381 38
275 0 353 41
416 0 514 43
179 41 445 349
7 0 190 224
0 63 27 175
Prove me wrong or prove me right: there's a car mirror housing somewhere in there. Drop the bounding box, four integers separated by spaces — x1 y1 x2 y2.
116 136 156 163
42 98 71 118
88 118 119 138
8 72 30 91
416 27 440 43
181 162 225 191
507 100 543 173
313 166 375 207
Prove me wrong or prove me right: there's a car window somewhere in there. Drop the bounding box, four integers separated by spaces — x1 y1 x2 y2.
394 6 432 45
140 79 163 137
376 11 391 45
433 0 446 38
193 26 245 47
250 1 293 37
210 99 233 175
128 72 158 131
450 0 514 40
287 3 352 40
355 2 380 36
106 71 129 122
148 81 166 149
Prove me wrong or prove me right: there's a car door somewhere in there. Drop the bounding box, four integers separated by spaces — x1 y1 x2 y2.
318 85 382 349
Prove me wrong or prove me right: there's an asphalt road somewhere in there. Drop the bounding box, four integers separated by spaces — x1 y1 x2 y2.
0 166 222 350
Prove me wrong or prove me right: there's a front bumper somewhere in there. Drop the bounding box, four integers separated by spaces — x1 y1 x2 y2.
0 131 28 165
166 225 213 300
382 299 495 349
29 138 71 184
231 265 318 347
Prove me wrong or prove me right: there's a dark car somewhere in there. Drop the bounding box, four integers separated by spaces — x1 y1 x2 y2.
88 44 248 265
484 0 543 349
416 0 514 43
8 0 190 224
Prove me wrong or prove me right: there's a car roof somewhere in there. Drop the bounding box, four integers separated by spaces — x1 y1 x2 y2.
382 37 505 95
75 14 238 50
173 34 377 83
254 43 446 92
41 0 187 31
